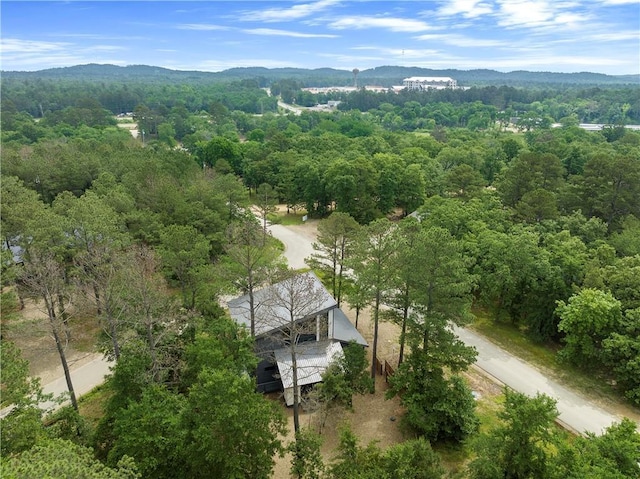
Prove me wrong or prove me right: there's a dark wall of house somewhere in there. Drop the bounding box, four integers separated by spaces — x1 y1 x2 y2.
255 356 282 393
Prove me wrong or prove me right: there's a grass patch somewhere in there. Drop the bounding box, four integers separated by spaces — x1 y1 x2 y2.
266 212 281 224
78 383 113 430
471 309 559 368
270 210 308 226
475 393 504 434
434 441 470 476
72 313 101 352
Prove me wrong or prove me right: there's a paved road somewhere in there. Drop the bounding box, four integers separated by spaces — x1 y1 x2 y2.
39 355 113 412
1 354 113 419
453 327 620 435
5 219 631 435
268 221 631 436
277 100 303 116
268 223 316 270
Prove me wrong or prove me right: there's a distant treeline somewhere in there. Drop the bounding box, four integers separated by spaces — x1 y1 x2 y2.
2 80 639 126
3 63 639 87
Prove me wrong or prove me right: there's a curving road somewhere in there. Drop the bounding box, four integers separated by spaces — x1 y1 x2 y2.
267 220 636 436
6 218 634 435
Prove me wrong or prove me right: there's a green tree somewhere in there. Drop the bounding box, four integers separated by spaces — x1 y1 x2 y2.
182 316 258 388
319 341 373 412
602 308 640 405
468 389 559 479
551 418 640 478
53 190 129 357
223 213 283 337
181 368 286 479
308 212 359 306
386 217 421 364
211 173 249 220
410 226 475 344
198 136 241 173
1 438 139 479
579 154 640 230
609 215 640 256
516 188 559 222
288 429 325 479
350 219 397 389
387 226 478 441
396 163 426 216
496 151 564 208
341 278 371 329
325 156 380 224
372 152 404 214
157 122 176 147
382 438 445 479
556 288 623 365
107 385 185 479
473 226 552 325
255 182 278 244
445 164 486 199
158 224 210 309
328 426 444 479
0 176 45 251
0 339 48 455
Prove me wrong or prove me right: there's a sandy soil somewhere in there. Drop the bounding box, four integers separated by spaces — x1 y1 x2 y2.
116 121 138 139
6 295 102 385
270 302 408 479
269 300 508 478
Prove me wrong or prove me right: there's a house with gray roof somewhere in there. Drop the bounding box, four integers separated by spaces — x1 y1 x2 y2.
227 271 367 405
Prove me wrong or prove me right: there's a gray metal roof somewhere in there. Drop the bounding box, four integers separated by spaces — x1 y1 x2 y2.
227 271 337 337
330 308 368 346
273 340 344 390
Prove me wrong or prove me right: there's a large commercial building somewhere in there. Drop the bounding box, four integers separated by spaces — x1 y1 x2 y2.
403 76 457 90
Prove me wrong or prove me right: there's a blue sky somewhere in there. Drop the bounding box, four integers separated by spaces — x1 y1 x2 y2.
2 1 639 74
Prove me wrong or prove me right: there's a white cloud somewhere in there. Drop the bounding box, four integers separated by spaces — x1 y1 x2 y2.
50 33 147 41
491 0 597 32
239 0 341 22
0 38 131 71
414 33 503 47
176 23 230 31
588 31 640 42
597 0 640 4
329 16 432 32
242 28 338 38
352 45 443 58
90 45 127 52
196 58 302 72
399 52 629 74
1 38 70 53
495 0 556 27
436 0 493 18
315 52 387 67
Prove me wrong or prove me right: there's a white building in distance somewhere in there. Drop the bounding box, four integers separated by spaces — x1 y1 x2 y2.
403 76 457 90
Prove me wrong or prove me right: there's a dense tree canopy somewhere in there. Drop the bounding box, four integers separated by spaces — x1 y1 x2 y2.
2 68 639 477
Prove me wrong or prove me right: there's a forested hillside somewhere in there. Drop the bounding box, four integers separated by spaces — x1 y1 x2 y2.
4 63 639 87
1 68 639 478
